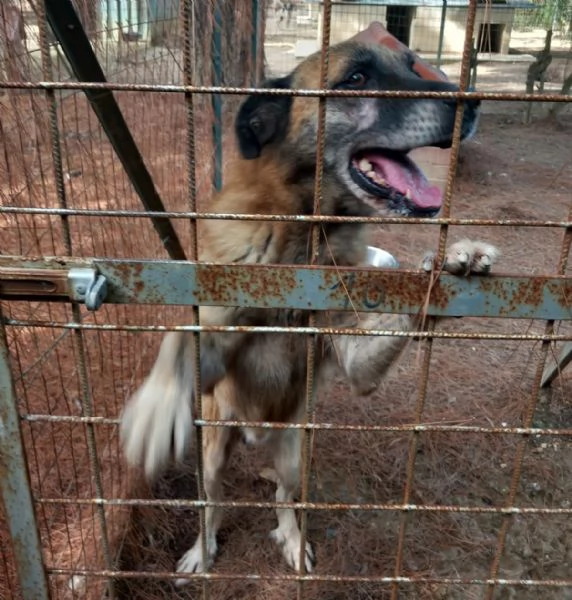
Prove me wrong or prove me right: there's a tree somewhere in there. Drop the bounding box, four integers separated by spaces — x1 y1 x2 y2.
522 0 572 120
146 0 265 88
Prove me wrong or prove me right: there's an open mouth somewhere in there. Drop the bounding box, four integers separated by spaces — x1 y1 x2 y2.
350 150 443 217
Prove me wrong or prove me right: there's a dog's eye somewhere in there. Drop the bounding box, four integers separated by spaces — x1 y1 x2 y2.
406 54 421 77
345 71 368 88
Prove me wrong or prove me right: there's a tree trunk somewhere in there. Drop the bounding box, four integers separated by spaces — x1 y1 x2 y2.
187 0 266 139
190 0 266 88
549 69 572 117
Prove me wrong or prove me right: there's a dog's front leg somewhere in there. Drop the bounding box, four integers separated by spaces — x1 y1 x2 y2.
333 313 412 396
175 386 237 585
121 306 246 480
333 239 500 396
269 427 315 572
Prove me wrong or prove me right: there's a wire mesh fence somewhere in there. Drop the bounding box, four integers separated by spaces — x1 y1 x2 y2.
1 1 572 599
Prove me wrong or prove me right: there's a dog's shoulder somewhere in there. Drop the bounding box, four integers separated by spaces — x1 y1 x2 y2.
201 157 303 265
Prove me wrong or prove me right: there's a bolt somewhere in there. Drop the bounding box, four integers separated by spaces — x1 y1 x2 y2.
76 285 86 296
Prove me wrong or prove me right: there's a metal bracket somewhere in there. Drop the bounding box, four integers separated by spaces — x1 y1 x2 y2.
68 268 108 311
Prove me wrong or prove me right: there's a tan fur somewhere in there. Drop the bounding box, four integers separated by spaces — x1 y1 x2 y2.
120 29 499 581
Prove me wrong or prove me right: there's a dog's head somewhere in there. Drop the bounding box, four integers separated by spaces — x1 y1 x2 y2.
236 23 479 218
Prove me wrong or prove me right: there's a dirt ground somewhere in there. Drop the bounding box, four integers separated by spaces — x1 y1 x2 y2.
1 23 572 600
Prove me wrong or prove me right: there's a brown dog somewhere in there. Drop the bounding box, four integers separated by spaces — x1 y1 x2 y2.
120 23 499 582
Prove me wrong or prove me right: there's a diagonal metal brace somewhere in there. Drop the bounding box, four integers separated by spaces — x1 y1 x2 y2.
43 0 186 261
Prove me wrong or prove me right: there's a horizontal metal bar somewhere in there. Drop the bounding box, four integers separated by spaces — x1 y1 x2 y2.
34 497 572 515
1 206 570 228
0 317 50 600
1 81 571 103
45 567 572 587
1 256 570 320
4 318 572 341
20 413 572 436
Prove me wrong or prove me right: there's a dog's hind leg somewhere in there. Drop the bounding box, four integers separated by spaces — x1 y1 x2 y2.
176 389 237 585
269 427 315 572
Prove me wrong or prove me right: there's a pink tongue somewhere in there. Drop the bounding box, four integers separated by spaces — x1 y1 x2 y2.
365 153 443 210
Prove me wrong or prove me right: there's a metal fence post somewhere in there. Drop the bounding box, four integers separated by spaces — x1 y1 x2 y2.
251 0 260 86
437 0 447 69
212 0 223 192
0 313 50 600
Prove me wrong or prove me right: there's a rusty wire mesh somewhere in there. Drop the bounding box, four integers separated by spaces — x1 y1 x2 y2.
1 1 572 599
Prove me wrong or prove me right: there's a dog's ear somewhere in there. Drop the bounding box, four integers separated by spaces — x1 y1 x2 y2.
235 76 292 159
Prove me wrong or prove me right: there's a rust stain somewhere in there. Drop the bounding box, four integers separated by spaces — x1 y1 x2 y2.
551 279 572 316
195 264 299 307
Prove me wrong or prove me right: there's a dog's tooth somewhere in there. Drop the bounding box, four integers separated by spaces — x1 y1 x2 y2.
359 159 373 172
371 172 387 186
405 188 412 200
366 170 376 179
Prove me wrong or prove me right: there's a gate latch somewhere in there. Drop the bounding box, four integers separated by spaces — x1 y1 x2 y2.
68 268 108 311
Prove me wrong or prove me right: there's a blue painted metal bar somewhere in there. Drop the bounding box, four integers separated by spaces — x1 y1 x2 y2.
0 315 50 600
211 1 223 191
1 257 571 320
251 0 260 86
436 0 447 68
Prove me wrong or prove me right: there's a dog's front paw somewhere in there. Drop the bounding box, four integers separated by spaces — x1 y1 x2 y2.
175 536 217 586
270 527 315 573
422 239 500 276
120 375 194 481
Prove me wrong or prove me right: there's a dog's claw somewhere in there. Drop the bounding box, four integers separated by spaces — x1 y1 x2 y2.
422 240 499 276
175 537 217 586
422 252 436 272
270 527 315 573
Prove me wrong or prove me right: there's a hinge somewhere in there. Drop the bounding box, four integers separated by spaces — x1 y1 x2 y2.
68 268 108 311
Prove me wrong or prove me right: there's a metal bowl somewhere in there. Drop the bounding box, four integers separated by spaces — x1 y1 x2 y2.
366 246 400 268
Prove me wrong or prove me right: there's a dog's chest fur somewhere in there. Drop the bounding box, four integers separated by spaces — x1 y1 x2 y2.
196 158 371 424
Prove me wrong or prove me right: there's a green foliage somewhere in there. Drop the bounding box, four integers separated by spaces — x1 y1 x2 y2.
536 0 571 32
514 0 572 37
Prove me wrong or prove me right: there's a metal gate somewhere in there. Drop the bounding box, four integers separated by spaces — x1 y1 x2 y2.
1 0 571 599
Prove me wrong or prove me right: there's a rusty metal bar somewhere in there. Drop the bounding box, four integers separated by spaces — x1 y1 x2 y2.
0 310 50 600
19 414 572 436
181 0 208 596
0 206 571 228
43 0 186 262
32 497 572 515
297 2 333 595
1 257 570 321
4 318 572 342
1 80 572 103
42 567 572 587
392 2 481 596
43 568 572 588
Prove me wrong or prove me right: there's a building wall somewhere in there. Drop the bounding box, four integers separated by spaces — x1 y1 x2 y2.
411 7 515 54
320 4 516 55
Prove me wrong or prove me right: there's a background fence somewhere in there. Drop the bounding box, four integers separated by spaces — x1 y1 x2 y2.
1 1 572 599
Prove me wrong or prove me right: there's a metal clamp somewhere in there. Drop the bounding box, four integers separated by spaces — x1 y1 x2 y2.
68 268 108 311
